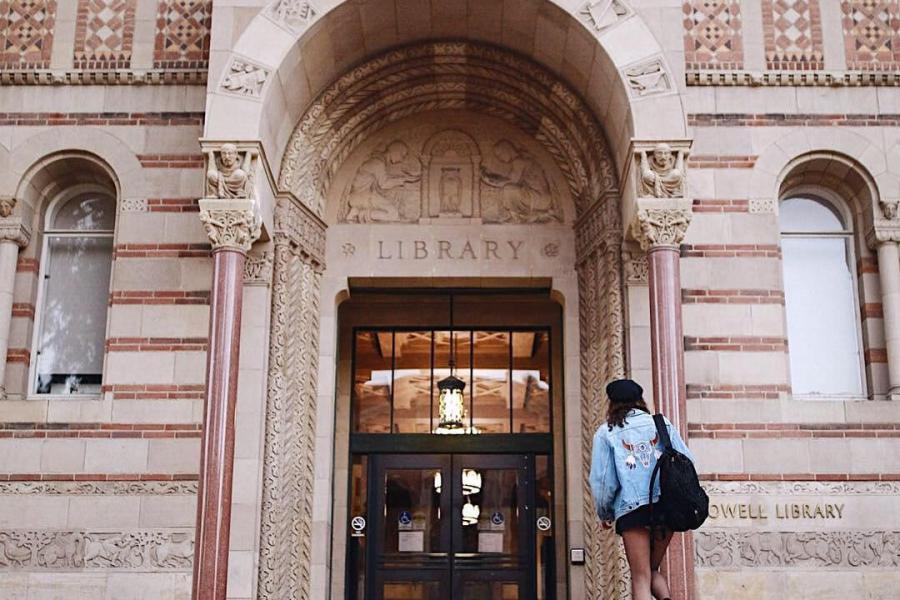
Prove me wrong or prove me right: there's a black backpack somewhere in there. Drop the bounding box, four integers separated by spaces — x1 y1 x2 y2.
648 414 709 532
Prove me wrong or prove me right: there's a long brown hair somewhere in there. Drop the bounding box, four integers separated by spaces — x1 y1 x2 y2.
607 398 650 431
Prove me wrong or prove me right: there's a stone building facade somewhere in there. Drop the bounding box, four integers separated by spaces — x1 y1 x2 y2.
0 1 898 599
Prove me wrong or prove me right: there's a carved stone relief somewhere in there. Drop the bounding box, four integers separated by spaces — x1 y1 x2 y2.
639 144 685 198
702 481 900 496
221 58 270 98
334 116 567 224
267 0 318 32
623 57 672 97
121 197 148 212
696 530 900 569
0 481 197 495
0 530 193 570
205 143 255 200
199 199 262 253
631 207 693 251
0 197 15 218
579 0 633 33
244 250 274 285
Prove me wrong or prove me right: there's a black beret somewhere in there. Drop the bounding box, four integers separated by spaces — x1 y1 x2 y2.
605 379 643 404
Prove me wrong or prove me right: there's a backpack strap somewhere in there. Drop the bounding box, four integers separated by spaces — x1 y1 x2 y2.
653 413 672 450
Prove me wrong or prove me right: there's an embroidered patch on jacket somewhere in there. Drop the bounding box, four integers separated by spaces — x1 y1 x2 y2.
622 435 660 469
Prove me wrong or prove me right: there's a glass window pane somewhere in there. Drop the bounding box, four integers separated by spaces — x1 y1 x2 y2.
458 466 519 555
433 331 472 433
382 469 443 554
393 331 433 433
52 194 116 231
35 236 112 395
780 196 845 232
513 331 551 432
353 331 392 433
461 581 520 599
472 331 511 433
782 237 863 395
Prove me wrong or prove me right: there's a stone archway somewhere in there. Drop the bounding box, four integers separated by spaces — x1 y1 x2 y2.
259 39 630 600
199 2 693 599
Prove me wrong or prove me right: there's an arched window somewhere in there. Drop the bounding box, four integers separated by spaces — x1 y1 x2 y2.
780 194 864 397
31 189 116 395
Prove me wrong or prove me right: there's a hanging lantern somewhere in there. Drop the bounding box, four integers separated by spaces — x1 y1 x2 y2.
433 471 442 494
461 469 482 495
462 500 480 526
435 374 466 434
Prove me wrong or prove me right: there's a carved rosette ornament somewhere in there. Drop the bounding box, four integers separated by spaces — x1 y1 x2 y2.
198 199 262 254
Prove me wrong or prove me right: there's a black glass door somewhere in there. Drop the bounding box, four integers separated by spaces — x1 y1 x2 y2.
367 454 535 600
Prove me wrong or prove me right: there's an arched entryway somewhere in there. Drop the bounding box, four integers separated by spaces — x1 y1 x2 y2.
198 2 692 599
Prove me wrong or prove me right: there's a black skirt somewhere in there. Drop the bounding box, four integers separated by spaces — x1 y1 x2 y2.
615 503 665 536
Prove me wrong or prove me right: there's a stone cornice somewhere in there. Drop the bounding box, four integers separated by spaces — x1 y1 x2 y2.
0 215 31 248
0 69 207 86
686 70 900 87
198 199 262 253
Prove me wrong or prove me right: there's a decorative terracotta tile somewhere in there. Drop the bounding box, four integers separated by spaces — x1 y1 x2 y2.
0 0 56 68
153 0 211 69
763 0 824 70
683 0 743 70
73 0 136 69
841 0 900 71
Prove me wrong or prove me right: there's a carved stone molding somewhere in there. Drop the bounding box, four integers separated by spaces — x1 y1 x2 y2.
274 197 326 268
696 530 900 568
0 216 31 248
0 529 193 570
630 201 694 251
267 0 318 32
622 56 672 98
575 194 629 599
702 480 900 496
0 69 207 86
278 42 617 219
221 57 270 98
0 481 197 495
258 212 323 599
244 250 274 286
869 220 900 247
687 70 900 87
579 0 632 33
198 199 262 253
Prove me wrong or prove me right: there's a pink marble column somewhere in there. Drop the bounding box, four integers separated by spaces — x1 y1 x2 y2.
635 203 694 600
193 197 260 600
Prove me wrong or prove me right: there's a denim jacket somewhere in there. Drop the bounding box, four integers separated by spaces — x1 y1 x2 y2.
589 409 694 521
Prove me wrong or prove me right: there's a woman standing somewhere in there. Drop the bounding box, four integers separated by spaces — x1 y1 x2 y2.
589 379 694 600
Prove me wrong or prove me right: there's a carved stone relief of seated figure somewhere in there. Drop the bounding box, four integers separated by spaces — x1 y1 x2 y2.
480 140 562 224
341 140 422 223
639 142 685 198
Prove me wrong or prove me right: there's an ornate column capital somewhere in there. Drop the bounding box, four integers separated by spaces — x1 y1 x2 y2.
868 211 900 249
199 199 261 254
0 213 31 248
630 198 693 251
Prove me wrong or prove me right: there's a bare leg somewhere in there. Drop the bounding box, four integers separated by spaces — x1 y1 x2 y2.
622 528 652 600
650 529 674 599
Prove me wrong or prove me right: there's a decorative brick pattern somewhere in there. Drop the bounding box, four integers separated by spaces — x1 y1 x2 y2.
0 112 210 126
689 422 900 438
109 290 209 305
153 0 211 69
841 0 900 71
687 384 790 400
682 289 786 304
73 0 136 69
0 0 56 68
687 154 758 168
690 113 900 126
114 243 209 258
683 0 743 70
762 0 824 70
136 153 204 168
105 337 208 352
681 244 782 258
684 336 788 352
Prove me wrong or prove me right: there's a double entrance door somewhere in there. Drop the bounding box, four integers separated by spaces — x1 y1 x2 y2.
364 453 545 600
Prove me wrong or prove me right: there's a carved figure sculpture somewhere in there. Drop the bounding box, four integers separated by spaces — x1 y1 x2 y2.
481 140 560 223
640 143 684 198
206 143 253 199
0 197 15 218
343 141 421 222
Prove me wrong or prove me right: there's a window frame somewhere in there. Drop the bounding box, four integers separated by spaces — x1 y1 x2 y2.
779 186 868 400
28 184 116 399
